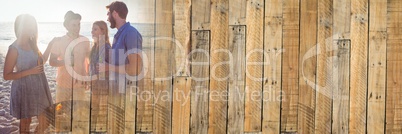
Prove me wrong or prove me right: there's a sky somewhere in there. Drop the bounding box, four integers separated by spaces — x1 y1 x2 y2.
0 0 153 23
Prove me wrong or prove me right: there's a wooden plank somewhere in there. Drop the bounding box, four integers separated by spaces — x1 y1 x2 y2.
298 0 317 133
244 0 264 132
367 0 387 133
208 0 229 133
262 0 282 133
72 82 90 133
125 80 137 133
172 77 191 134
229 0 247 25
333 0 351 40
386 0 402 133
281 0 299 132
108 80 126 134
90 80 109 132
331 1 350 134
174 0 191 76
315 0 333 133
332 39 350 134
190 31 210 134
136 79 154 132
227 25 246 134
153 0 174 133
191 0 211 30
349 0 368 133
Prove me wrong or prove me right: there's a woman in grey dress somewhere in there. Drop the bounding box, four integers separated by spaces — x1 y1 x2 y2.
3 14 54 133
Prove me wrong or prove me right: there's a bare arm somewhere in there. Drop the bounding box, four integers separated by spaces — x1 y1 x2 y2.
3 47 43 80
41 38 56 64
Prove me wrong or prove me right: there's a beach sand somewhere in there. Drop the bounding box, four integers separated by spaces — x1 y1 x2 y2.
0 52 58 134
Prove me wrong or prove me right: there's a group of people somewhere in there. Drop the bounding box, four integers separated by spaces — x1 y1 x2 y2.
2 1 142 133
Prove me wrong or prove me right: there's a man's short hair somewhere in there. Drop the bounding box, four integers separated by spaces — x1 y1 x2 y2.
106 1 128 19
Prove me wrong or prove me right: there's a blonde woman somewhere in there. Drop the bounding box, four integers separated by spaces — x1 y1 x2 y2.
3 14 53 134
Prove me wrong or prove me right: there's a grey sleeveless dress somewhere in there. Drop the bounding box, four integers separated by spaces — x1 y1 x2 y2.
9 44 53 119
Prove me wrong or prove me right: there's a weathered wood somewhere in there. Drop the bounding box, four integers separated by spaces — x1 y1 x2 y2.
127 0 155 24
227 25 246 134
349 0 368 133
172 77 191 134
125 80 137 134
298 0 317 133
191 0 211 30
72 82 90 133
386 0 402 133
136 79 153 132
332 39 350 134
262 0 282 133
367 0 387 133
174 0 191 76
281 0 299 132
229 0 247 25
209 0 229 133
244 0 264 132
315 0 333 133
108 80 126 134
153 0 174 133
190 31 210 134
331 1 351 134
90 80 108 132
333 0 351 40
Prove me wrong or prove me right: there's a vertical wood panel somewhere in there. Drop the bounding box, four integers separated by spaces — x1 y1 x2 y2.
349 0 369 133
263 0 283 133
244 0 264 132
192 0 211 30
174 0 191 76
315 0 333 133
229 0 247 25
172 77 191 134
298 0 317 133
332 39 350 134
367 0 387 133
386 0 402 133
209 0 229 133
281 0 300 132
190 31 210 134
227 25 246 134
154 0 174 133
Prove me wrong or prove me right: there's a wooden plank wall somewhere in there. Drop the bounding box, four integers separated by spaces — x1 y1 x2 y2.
53 0 402 133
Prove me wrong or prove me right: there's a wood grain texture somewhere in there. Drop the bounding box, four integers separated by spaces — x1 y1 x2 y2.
349 0 369 133
229 0 247 25
332 39 350 134
281 0 300 132
315 0 333 133
367 0 387 133
192 0 211 30
208 0 229 133
172 77 191 134
174 0 191 76
262 0 282 133
244 0 264 132
190 31 210 134
298 0 317 133
227 25 246 134
153 0 174 133
386 0 402 133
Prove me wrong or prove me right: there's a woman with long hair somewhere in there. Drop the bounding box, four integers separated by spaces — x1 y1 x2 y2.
3 14 53 133
89 20 111 132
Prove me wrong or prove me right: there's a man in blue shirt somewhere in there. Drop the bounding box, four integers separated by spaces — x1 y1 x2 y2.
103 1 143 133
103 1 143 76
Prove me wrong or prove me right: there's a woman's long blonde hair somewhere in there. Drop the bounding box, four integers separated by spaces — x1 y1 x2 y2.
14 14 41 61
